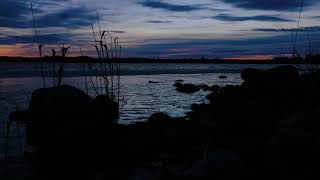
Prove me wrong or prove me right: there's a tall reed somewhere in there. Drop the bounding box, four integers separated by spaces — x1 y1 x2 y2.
84 12 122 119
31 2 46 87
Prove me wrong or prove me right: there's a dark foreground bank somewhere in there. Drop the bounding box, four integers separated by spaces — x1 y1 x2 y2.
3 65 320 179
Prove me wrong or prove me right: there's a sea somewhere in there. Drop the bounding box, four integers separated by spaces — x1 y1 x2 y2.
0 62 290 165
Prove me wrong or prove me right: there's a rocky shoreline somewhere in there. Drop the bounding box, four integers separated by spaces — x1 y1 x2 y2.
4 65 320 179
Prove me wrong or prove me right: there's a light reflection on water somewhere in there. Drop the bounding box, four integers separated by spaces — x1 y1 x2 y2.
0 73 242 159
0 62 290 163
0 73 242 124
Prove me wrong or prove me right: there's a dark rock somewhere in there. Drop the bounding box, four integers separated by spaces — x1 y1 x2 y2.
26 85 93 146
241 66 301 98
173 82 183 87
263 65 300 86
198 84 210 91
9 110 30 124
209 85 221 92
90 94 120 123
176 83 200 93
11 85 125 179
149 81 160 84
241 68 263 85
267 108 320 178
219 75 228 79
10 85 120 150
191 103 206 111
175 80 184 83
148 112 172 124
242 66 300 88
262 65 301 98
181 151 246 179
130 166 173 180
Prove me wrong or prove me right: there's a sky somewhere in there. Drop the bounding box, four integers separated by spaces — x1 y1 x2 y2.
0 0 320 59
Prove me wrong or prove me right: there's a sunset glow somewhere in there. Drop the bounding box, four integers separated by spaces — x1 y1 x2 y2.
0 0 319 58
0 46 16 56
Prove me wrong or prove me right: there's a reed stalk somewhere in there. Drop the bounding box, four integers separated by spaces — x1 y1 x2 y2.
31 2 46 87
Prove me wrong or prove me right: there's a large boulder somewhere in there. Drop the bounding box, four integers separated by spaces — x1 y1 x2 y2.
10 85 123 178
26 85 92 146
241 68 263 86
90 94 119 124
267 108 320 179
242 66 300 88
241 66 300 98
262 65 301 98
11 85 120 148
263 65 300 86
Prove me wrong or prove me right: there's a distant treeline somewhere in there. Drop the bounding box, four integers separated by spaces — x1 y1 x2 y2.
0 56 317 64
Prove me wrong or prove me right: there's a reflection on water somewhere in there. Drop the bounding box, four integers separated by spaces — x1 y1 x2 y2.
0 62 290 165
0 73 242 124
0 73 242 160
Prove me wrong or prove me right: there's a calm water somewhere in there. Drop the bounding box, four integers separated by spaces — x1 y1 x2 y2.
0 62 287 161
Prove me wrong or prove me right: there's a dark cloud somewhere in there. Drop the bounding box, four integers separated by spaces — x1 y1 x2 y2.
220 0 318 11
0 1 96 28
0 0 29 18
109 30 127 34
213 14 293 22
126 32 320 58
146 20 173 23
138 1 204 12
36 7 96 28
0 34 72 45
0 0 35 28
253 26 320 32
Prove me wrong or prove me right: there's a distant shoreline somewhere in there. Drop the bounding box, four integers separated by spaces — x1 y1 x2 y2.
0 56 313 64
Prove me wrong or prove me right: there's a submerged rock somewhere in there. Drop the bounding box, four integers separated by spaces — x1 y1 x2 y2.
198 84 210 91
219 75 228 79
176 83 200 93
149 81 160 84
148 112 172 124
173 82 183 87
175 80 184 83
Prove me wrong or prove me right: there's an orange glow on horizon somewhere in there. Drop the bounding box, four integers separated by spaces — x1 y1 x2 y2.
224 55 275 61
0 45 19 57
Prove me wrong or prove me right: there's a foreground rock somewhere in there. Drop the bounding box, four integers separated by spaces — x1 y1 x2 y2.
9 85 122 179
188 65 320 178
8 64 320 179
25 85 93 146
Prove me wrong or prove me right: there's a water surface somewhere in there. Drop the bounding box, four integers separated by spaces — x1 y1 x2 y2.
0 62 287 160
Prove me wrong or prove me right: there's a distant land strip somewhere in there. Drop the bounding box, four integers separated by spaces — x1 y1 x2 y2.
0 56 316 64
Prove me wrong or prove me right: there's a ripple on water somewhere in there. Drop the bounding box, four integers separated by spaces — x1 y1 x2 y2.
0 73 243 124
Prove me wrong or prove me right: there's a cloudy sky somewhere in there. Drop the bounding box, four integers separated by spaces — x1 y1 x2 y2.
0 0 320 58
